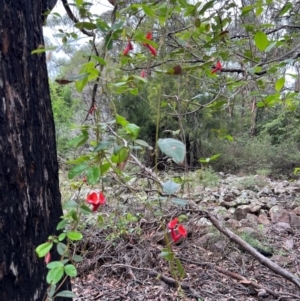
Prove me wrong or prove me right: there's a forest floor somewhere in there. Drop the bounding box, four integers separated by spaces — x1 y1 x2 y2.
59 171 300 301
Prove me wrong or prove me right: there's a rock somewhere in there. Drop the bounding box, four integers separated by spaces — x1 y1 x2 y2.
234 207 249 221
257 214 271 226
239 217 257 228
289 212 300 228
250 205 261 213
273 222 293 234
195 217 212 226
195 233 215 247
269 206 290 224
225 218 241 229
213 206 229 218
293 206 300 215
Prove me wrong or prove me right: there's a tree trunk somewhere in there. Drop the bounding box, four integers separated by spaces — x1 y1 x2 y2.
0 1 70 300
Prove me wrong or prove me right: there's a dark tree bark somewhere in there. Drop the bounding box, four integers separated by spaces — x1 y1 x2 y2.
0 1 70 300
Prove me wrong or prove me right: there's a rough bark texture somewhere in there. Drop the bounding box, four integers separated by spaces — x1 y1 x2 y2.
0 1 70 300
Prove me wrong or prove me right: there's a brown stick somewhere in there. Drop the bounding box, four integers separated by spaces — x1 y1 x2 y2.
215 266 279 297
205 211 300 290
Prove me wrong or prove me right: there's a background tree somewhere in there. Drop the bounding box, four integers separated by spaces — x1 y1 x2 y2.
0 1 70 300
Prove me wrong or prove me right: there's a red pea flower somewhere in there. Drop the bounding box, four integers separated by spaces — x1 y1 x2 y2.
86 190 106 212
45 252 51 264
140 70 146 78
168 218 178 229
211 61 222 74
143 32 157 56
146 44 157 56
123 40 133 56
168 218 187 243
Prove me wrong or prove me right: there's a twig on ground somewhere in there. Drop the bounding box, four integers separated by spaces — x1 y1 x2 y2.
185 209 300 290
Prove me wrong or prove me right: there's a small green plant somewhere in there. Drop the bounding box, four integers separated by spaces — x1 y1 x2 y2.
197 166 219 188
236 175 267 190
256 168 271 177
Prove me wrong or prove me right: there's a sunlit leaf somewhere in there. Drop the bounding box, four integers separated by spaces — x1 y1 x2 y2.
254 31 268 51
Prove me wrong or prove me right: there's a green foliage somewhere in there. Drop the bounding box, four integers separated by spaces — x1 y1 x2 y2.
196 166 219 188
49 82 81 156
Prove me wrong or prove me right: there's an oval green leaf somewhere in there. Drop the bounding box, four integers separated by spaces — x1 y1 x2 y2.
67 231 83 241
64 264 77 277
157 138 186 164
254 31 268 51
36 242 53 258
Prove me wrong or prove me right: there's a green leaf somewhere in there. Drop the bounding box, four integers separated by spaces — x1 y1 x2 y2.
64 264 77 277
48 284 56 298
86 166 101 185
63 200 79 210
160 249 174 261
94 140 113 152
75 76 88 93
79 204 93 215
58 233 66 241
68 130 88 148
74 22 97 30
47 261 64 269
254 31 269 51
175 258 185 279
57 243 68 256
89 54 106 65
171 198 188 206
68 164 89 179
100 162 111 174
111 20 124 31
31 46 57 54
199 153 221 163
162 180 181 195
46 266 64 284
279 2 292 16
67 231 83 241
125 123 140 140
55 290 77 298
157 138 186 164
134 139 153 149
294 167 300 175
36 242 53 258
198 0 215 15
72 255 83 263
142 4 155 16
275 77 285 91
116 114 129 127
56 219 68 230
111 147 129 163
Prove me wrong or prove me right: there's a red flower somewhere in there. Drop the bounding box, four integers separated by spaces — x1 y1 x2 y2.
178 224 187 237
145 32 152 41
123 40 133 56
45 252 51 264
86 190 106 211
146 44 157 56
141 70 146 78
143 32 157 56
168 218 178 229
168 218 187 243
211 61 222 74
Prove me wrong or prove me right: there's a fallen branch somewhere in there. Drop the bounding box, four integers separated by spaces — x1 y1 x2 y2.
199 210 300 290
215 266 279 298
